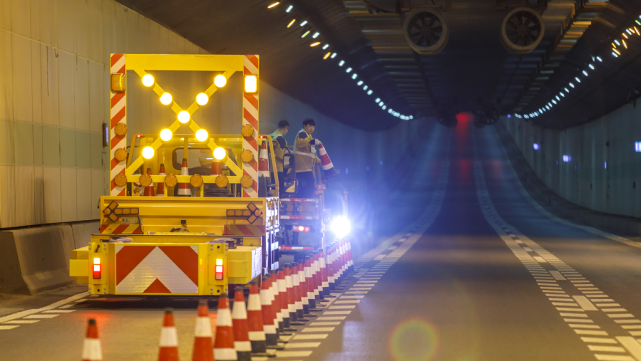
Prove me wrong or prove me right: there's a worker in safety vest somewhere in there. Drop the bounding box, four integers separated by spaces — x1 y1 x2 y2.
270 120 290 193
294 118 321 198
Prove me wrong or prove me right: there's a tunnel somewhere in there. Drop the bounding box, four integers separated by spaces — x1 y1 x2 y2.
3 0 641 360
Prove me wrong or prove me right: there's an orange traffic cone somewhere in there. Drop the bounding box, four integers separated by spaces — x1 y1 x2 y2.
192 299 214 361
158 309 179 361
144 168 156 197
277 268 294 331
261 276 279 348
312 253 323 302
294 263 306 319
232 288 252 361
247 284 267 355
258 141 269 197
82 318 102 361
177 158 191 197
320 251 329 297
284 265 299 323
156 164 166 197
316 141 339 178
214 295 237 361
304 258 317 310
271 273 284 334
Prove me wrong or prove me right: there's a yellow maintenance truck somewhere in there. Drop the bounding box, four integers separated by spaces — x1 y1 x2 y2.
69 53 282 296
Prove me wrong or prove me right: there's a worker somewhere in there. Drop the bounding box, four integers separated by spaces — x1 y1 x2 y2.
270 120 290 193
294 118 321 198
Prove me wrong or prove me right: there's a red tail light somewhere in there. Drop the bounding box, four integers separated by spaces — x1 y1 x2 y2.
293 226 310 232
93 259 101 279
215 258 224 280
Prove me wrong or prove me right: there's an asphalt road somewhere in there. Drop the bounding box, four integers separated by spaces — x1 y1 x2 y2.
4 120 641 361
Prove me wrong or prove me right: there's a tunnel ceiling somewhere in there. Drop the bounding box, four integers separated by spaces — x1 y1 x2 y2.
116 0 641 131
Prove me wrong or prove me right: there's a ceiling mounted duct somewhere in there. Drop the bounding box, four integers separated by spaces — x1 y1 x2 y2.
403 10 449 55
500 7 545 54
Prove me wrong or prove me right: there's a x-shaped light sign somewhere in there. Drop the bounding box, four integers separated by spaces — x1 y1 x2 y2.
103 200 139 223
226 202 263 225
126 66 242 178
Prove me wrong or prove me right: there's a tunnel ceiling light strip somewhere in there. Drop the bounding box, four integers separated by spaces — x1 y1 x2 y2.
516 15 641 120
272 1 413 120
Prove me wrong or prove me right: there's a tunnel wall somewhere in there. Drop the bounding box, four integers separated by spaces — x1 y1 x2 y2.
501 101 641 220
0 0 418 229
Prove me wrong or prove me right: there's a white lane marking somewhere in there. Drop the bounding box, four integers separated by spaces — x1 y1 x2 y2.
628 331 641 336
1 320 39 324
533 256 546 263
59 304 74 309
42 310 75 314
573 296 598 311
310 322 340 326
553 303 579 307
276 351 313 357
616 320 641 324
339 296 364 299
609 314 636 319
329 306 355 310
574 329 609 336
593 355 634 361
373 255 385 261
334 300 359 304
582 338 618 344
622 326 641 330
23 314 59 319
0 291 88 323
302 327 334 332
549 271 567 280
588 345 626 353
557 308 585 312
565 319 594 323
284 342 321 349
316 317 345 321
616 337 641 360
293 334 328 340
0 325 19 330
523 247 533 251
604 309 629 313
323 311 351 315
569 324 601 329
599 304 622 308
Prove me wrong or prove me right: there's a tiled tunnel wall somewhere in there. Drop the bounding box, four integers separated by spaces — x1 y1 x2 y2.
0 0 419 228
502 101 641 220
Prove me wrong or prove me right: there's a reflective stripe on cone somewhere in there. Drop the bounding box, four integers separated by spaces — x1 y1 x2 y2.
214 296 237 361
232 288 252 361
247 284 267 354
192 299 214 361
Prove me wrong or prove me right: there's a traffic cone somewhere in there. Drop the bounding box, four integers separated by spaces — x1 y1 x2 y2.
158 309 179 361
232 288 252 361
348 239 354 273
261 276 279 348
247 284 268 355
320 251 330 298
144 168 156 197
313 253 324 302
316 141 339 179
277 268 294 331
156 164 166 197
192 299 214 361
285 265 299 323
305 258 317 310
258 140 269 197
214 296 237 361
82 318 102 361
177 158 191 197
297 263 311 317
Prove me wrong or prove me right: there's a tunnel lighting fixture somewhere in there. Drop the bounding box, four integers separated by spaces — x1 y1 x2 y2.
142 146 155 159
301 30 310 38
214 74 227 87
582 70 589 76
286 5 293 12
613 52 620 57
635 27 640 36
160 92 172 105
560 92 565 97
556 96 561 101
545 105 550 110
562 155 571 162
268 2 280 9
345 67 352 73
351 74 357 79
569 83 575 88
533 143 540 151
214 147 226 160
575 77 581 83
160 129 172 142
613 48 621 56
245 75 258 93
312 32 320 39
552 99 557 104
357 80 363 85
627 29 633 35
589 63 595 70
623 32 629 39
635 142 641 152
382 106 386 110
196 93 209 106
322 44 329 50
363 85 368 90
323 52 331 60
623 39 628 48
614 39 621 46
287 19 296 28
564 88 569 93
196 129 208 142
331 53 337 59
638 20 641 26
310 42 320 47
178 111 190 123
300 20 308 27
524 115 529 119
375 98 380 103
339 60 345 66
142 74 154 87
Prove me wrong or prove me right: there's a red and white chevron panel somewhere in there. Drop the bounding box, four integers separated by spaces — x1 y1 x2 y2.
115 245 199 294
242 54 259 198
110 53 127 196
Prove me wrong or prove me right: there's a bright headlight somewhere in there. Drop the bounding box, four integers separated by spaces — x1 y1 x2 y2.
331 216 351 239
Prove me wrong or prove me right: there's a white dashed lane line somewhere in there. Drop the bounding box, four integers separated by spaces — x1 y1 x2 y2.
474 132 641 361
